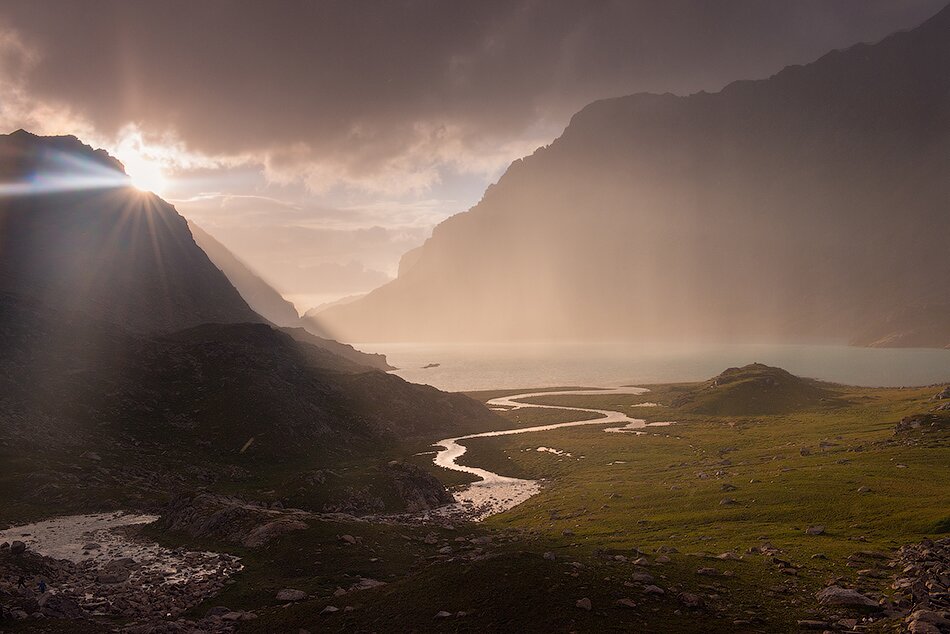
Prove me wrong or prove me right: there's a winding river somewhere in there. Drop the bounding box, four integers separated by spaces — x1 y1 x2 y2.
430 387 672 520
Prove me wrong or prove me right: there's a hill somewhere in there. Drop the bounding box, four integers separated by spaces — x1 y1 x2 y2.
314 5 950 346
671 363 837 415
0 292 500 516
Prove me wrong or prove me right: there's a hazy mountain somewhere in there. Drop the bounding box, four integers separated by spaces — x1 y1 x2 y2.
315 5 950 346
188 222 393 368
187 221 300 327
0 130 264 333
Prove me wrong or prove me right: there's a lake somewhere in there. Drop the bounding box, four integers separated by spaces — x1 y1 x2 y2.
355 342 950 392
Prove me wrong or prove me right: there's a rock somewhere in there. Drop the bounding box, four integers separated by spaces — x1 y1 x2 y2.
815 586 878 608
655 555 671 564
562 529 574 536
696 567 720 576
82 542 101 550
720 498 738 506
616 598 637 608
643 585 665 595
805 525 825 535
796 620 829 629
678 592 702 608
339 534 357 545
906 610 950 629
543 551 556 561
321 606 339 615
932 386 950 400
907 621 941 634
423 532 439 545
206 606 232 617
716 552 741 560
630 572 654 583
276 588 307 602
434 610 453 618
385 461 455 512
857 486 871 493
10 540 26 554
720 483 737 492
575 597 592 611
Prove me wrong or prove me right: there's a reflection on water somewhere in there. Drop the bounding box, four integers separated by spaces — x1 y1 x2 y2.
357 341 950 391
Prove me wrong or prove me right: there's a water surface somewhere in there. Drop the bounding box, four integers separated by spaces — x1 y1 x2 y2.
358 342 950 391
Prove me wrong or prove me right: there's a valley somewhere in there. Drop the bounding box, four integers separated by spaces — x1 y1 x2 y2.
3 365 947 632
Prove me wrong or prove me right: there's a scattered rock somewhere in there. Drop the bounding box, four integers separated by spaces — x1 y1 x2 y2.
276 588 307 602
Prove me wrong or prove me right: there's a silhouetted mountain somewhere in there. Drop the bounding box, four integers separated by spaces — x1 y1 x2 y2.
0 131 493 514
315 6 950 346
188 221 300 327
0 130 263 333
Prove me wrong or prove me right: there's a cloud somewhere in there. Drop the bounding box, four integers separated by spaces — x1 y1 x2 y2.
1 0 945 195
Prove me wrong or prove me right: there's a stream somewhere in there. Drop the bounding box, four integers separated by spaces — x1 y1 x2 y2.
430 387 672 520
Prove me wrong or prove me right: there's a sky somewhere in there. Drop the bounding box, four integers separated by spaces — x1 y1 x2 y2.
0 0 945 312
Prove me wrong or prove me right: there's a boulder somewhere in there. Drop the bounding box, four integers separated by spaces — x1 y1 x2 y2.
815 586 878 608
10 540 26 554
275 588 307 602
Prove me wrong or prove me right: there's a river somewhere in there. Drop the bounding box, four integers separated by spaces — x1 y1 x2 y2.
429 387 673 520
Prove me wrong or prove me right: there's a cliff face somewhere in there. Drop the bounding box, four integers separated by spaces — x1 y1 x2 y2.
315 6 950 345
0 130 264 333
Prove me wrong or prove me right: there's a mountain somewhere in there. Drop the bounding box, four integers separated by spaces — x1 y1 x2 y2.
314 5 950 345
187 221 395 368
0 132 498 515
0 130 264 333
851 303 950 349
187 221 300 327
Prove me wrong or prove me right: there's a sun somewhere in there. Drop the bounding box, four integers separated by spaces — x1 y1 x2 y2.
123 153 168 195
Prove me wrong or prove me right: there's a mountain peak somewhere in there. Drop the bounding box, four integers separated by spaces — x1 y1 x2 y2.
0 128 128 182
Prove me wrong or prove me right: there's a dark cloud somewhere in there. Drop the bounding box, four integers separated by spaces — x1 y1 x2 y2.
1 0 945 191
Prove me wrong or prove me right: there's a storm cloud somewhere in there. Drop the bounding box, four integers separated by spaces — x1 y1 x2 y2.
1 0 945 193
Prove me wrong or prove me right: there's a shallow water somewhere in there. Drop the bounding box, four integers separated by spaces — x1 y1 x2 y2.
358 341 950 391
0 512 240 585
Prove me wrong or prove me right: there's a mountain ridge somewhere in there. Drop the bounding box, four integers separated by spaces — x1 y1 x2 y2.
314 5 950 345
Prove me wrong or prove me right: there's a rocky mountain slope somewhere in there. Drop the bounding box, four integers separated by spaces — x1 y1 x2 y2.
315 4 950 346
0 291 500 516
